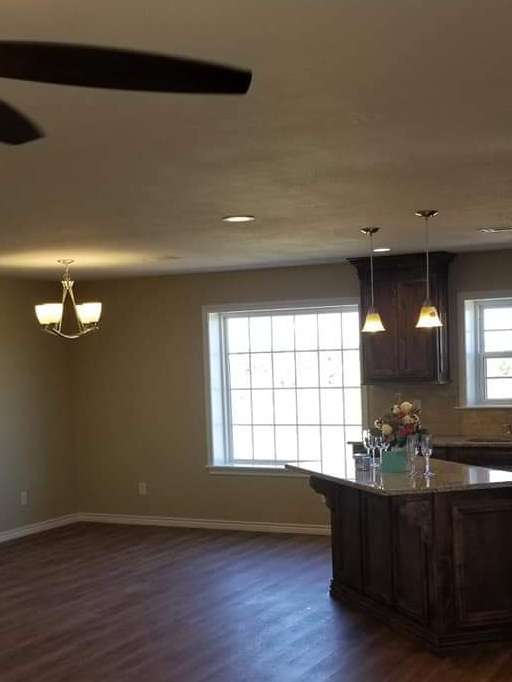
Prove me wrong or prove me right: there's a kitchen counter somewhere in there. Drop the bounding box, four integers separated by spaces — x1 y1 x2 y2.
434 435 512 448
291 457 512 650
286 456 512 496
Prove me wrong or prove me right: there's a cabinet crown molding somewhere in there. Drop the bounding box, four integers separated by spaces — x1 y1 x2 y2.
348 251 456 276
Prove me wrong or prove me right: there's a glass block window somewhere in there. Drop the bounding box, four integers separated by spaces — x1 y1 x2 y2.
464 297 512 405
205 302 362 469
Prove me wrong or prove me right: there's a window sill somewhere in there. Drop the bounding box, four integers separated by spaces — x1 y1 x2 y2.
455 405 512 410
206 465 308 478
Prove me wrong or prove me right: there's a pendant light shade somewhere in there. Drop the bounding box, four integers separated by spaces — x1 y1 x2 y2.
416 304 442 328
362 308 386 333
360 227 385 334
415 210 442 329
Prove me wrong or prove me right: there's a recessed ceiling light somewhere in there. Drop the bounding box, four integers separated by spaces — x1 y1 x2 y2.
479 226 512 233
222 215 255 223
373 247 391 253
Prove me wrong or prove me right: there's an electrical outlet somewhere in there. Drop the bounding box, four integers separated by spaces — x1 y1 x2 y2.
415 399 422 409
138 481 147 496
20 490 29 506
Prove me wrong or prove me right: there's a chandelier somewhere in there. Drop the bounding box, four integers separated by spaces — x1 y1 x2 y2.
35 259 102 339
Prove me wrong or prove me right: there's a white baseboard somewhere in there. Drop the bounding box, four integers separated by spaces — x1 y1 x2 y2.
0 512 330 544
77 512 330 536
0 513 79 545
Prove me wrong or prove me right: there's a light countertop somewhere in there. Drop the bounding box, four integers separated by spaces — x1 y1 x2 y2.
286 456 512 496
434 436 512 448
352 437 512 449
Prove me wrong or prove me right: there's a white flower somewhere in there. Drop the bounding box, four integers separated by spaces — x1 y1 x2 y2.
400 401 413 414
402 415 414 425
392 404 401 415
381 423 393 436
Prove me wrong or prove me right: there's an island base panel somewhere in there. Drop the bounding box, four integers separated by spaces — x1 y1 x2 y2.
312 475 512 651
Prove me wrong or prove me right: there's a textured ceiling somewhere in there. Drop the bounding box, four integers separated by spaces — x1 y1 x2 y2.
1 0 512 279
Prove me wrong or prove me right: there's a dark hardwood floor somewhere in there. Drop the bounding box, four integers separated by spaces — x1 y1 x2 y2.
1 523 512 682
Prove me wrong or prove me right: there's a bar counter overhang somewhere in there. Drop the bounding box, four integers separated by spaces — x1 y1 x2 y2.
287 456 512 652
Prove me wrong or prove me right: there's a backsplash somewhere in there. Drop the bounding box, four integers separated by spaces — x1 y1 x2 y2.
457 408 512 437
366 384 512 438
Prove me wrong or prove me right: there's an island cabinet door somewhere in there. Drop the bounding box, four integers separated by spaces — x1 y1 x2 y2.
333 486 363 592
434 490 512 636
391 495 433 625
361 493 393 605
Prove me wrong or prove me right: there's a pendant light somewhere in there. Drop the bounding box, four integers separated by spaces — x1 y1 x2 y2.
361 227 385 333
35 259 102 339
415 210 442 328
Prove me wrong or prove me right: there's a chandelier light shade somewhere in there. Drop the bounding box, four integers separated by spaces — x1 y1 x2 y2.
35 302 64 326
360 227 385 334
415 210 442 329
76 302 102 325
35 259 102 339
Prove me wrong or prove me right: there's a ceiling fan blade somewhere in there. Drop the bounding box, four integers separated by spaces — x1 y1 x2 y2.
0 100 43 144
0 41 251 94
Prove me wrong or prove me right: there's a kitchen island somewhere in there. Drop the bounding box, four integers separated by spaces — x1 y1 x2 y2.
287 457 512 651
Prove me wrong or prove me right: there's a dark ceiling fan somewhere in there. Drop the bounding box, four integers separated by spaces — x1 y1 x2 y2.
0 41 252 145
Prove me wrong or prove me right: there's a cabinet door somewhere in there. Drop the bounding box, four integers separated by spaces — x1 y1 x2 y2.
336 486 363 591
396 279 434 380
350 252 453 384
362 493 393 604
392 496 432 624
361 281 399 382
450 447 512 470
432 446 449 461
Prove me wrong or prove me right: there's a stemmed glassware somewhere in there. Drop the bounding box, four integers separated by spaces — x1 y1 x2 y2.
373 433 386 468
421 433 435 478
363 429 377 469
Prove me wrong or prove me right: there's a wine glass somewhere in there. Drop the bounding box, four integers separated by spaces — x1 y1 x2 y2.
362 428 371 457
421 433 434 478
373 433 385 468
363 429 377 469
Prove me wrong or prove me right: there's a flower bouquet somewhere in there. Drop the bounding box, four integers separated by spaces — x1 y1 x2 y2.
373 400 425 450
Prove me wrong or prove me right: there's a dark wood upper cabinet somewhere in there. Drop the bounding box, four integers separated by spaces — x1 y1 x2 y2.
349 252 455 384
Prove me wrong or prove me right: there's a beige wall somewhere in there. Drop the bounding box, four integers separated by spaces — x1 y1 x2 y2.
71 251 512 526
72 264 358 526
4 249 512 532
0 279 74 533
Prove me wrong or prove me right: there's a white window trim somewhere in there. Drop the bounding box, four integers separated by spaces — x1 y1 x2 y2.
202 297 365 475
458 290 512 408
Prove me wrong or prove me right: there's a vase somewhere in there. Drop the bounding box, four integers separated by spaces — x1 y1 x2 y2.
381 447 408 473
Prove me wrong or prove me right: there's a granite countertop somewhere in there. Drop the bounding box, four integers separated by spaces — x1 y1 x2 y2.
285 456 512 496
351 437 512 449
434 436 512 448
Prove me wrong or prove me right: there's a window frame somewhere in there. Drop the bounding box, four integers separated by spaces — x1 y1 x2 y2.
460 292 512 407
203 298 365 473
